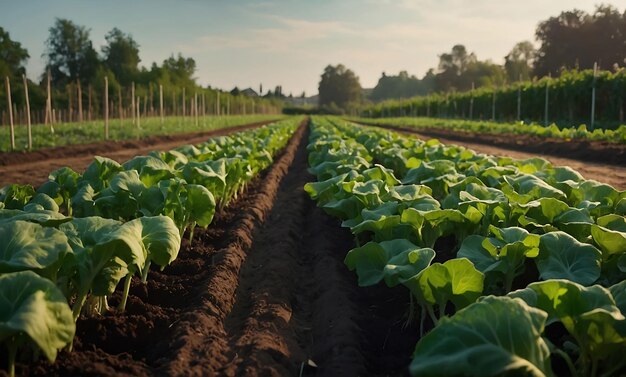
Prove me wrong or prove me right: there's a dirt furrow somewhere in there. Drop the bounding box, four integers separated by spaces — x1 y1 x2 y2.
156 121 307 376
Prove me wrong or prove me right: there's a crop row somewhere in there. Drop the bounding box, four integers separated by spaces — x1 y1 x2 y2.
352 116 626 144
305 117 626 377
0 118 300 377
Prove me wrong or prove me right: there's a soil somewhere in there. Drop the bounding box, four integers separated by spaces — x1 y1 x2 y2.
4 118 624 377
0 120 279 187
7 119 418 377
361 122 626 189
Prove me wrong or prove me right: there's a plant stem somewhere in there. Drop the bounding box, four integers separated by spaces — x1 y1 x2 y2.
141 260 152 283
7 341 17 377
553 349 578 377
71 292 88 322
189 222 196 245
118 273 133 312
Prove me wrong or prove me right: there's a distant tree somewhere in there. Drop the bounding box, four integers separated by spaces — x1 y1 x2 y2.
462 60 506 88
370 71 428 101
505 41 536 82
101 27 140 86
318 64 361 108
162 53 196 83
43 18 99 87
534 5 626 76
436 44 477 91
0 27 29 78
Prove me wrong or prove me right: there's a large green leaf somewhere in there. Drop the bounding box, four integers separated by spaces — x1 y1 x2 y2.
409 296 552 377
0 220 71 279
0 271 75 362
610 280 626 315
591 214 626 258
124 215 181 269
404 258 484 314
457 227 539 292
535 232 602 286
122 155 175 187
344 239 434 287
509 280 626 372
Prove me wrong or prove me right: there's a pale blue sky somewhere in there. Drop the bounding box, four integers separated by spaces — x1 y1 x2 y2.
0 0 606 95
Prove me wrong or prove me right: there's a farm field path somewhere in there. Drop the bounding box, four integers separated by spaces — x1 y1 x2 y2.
0 120 275 187
372 124 626 189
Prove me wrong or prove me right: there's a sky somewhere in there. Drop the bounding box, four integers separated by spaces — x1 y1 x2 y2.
0 0 608 96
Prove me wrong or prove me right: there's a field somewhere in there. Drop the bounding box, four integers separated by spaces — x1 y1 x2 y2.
0 115 283 152
1 116 625 377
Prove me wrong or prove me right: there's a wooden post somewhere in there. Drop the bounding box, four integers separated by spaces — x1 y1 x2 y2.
67 83 73 123
469 82 474 120
118 85 123 124
88 85 93 121
426 97 430 118
104 76 109 140
216 92 220 116
159 84 164 124
491 89 496 121
544 74 550 126
590 62 597 130
45 68 53 129
227 97 230 115
201 93 206 126
23 75 32 150
194 92 198 127
137 96 141 128
5 77 15 150
77 80 83 122
131 82 135 126
517 74 522 121
143 95 147 118
149 84 154 117
182 87 186 120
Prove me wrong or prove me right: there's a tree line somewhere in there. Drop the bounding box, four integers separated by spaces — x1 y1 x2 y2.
318 3 626 121
0 19 282 126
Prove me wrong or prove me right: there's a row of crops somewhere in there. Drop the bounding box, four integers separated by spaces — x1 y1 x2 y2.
363 68 626 129
0 118 300 377
352 117 626 144
305 117 626 377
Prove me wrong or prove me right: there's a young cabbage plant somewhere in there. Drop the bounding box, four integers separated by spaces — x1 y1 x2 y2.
535 231 602 286
58 216 146 319
344 239 435 287
509 279 626 377
409 296 553 377
0 271 75 377
0 184 35 210
403 258 484 334
0 220 72 281
457 226 540 293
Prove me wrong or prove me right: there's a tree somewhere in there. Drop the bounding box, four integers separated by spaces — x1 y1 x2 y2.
161 53 196 85
505 41 536 82
0 27 29 78
534 5 626 76
44 18 99 86
318 64 361 108
102 28 140 86
436 44 477 91
370 71 429 101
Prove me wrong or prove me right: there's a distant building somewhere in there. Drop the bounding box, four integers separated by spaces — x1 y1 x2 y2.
240 88 259 97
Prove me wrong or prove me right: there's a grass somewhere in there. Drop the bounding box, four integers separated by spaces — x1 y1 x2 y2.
0 114 286 152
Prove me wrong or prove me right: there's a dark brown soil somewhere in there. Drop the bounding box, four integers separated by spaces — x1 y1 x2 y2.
4 119 418 377
358 121 626 189
0 120 279 187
